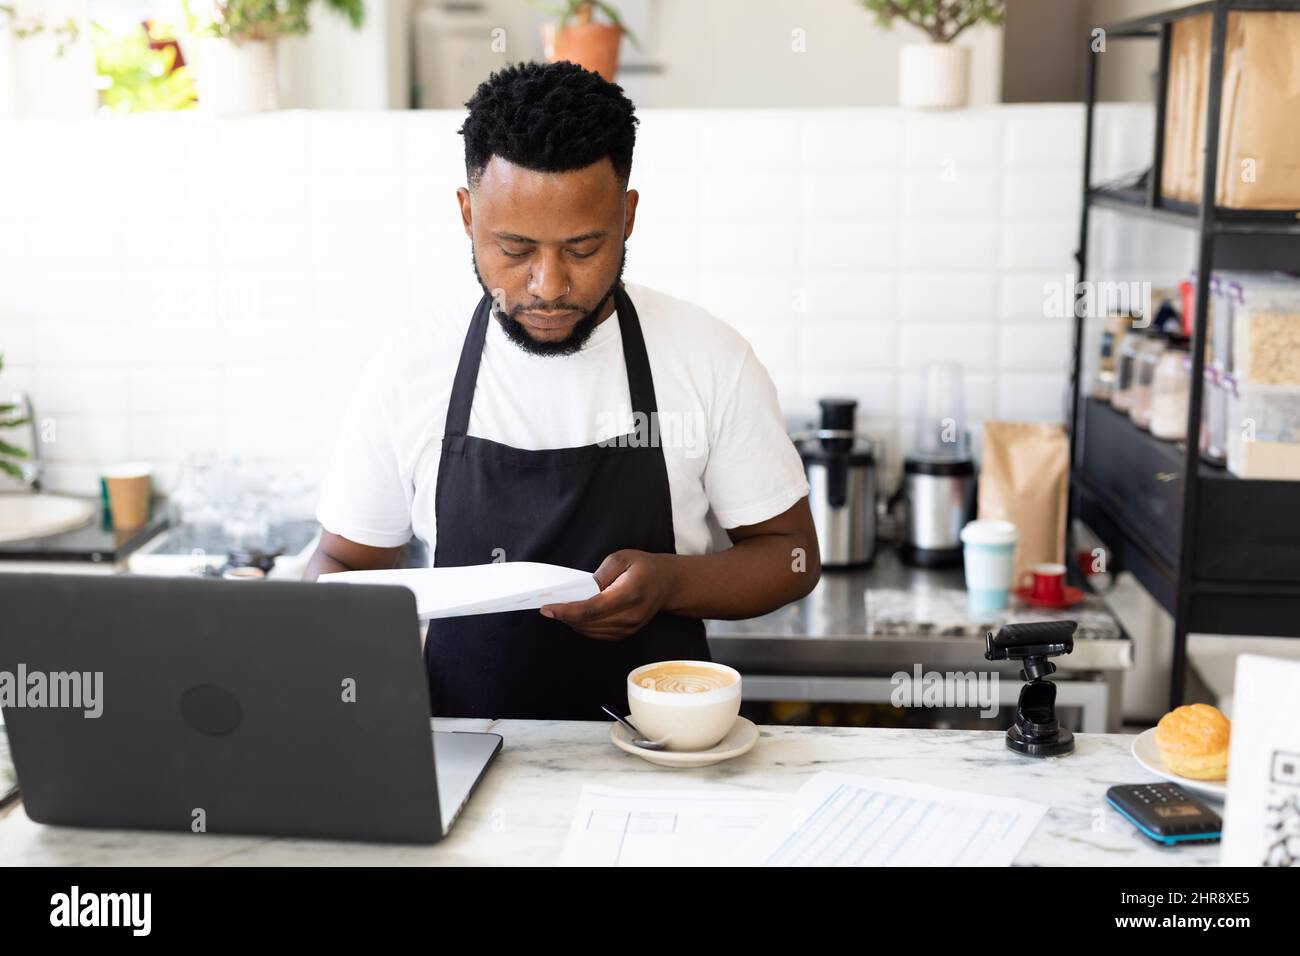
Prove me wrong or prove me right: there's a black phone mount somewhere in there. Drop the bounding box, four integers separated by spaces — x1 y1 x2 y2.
984 621 1078 757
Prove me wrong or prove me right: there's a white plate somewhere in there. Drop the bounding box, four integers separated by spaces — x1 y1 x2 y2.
610 715 759 768
1131 727 1228 801
0 493 95 543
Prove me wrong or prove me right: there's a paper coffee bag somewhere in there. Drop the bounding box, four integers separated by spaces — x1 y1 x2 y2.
977 422 1069 581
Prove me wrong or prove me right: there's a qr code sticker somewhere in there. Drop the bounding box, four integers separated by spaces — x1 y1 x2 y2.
1264 750 1300 867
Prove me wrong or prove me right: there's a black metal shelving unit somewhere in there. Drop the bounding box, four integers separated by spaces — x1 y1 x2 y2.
1070 0 1300 710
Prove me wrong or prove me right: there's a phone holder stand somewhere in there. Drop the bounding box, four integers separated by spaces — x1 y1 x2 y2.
984 621 1078 757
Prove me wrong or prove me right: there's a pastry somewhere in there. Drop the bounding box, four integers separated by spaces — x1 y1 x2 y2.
1154 703 1230 780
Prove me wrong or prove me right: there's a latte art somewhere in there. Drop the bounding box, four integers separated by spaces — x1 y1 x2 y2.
636 665 734 694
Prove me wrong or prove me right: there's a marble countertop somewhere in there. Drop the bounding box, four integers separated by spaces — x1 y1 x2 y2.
0 719 1218 866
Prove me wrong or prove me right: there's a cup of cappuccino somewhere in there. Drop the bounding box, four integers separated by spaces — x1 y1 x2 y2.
626 660 741 752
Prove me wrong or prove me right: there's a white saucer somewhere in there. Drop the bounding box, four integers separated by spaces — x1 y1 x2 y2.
610 715 759 768
1131 727 1228 801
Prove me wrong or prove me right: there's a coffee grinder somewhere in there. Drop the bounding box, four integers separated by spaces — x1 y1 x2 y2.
984 621 1077 757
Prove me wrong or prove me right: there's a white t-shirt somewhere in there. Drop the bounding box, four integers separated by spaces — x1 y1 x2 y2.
315 280 809 561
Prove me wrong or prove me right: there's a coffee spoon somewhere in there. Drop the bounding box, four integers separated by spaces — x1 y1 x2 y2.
601 706 669 750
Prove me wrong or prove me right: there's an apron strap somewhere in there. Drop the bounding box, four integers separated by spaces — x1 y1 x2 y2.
443 283 654 439
613 284 659 417
444 294 492 439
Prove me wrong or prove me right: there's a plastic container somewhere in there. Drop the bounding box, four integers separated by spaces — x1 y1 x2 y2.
1200 367 1229 465
1112 333 1143 411
1151 347 1192 440
1092 313 1132 401
1129 335 1168 430
912 363 970 462
1226 381 1300 479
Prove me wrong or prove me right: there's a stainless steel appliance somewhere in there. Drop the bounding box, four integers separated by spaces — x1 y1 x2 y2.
897 364 976 567
797 398 877 569
898 457 976 566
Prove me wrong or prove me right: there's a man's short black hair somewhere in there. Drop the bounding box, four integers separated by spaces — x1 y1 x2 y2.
459 60 638 188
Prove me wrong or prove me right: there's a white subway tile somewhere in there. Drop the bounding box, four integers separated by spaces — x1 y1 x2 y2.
904 110 1003 169
796 274 898 323
696 273 801 325
700 170 797 222
804 170 901 220
998 320 1074 371
898 322 997 369
900 274 998 322
901 222 1000 272
42 414 131 463
35 367 130 417
795 371 897 419
1003 105 1084 169
633 112 702 172
35 463 103 496
800 321 897 372
800 111 901 168
1001 273 1076 322
1002 170 1082 219
1000 220 1077 273
0 105 1118 479
903 170 1000 219
0 317 36 365
736 319 800 376
803 222 900 272
698 222 800 271
128 367 224 415
700 114 801 169
997 372 1070 422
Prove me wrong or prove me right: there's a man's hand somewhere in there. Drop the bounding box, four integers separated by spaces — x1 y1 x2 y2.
541 550 676 640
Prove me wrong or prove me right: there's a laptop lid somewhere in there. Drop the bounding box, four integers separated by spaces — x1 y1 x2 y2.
0 573 447 844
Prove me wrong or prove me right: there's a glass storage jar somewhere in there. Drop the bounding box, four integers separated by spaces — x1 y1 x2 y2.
1151 346 1192 440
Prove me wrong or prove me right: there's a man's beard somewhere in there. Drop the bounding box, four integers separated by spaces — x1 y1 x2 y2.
471 246 626 358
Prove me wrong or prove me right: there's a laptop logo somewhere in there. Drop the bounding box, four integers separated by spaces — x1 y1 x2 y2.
180 685 242 736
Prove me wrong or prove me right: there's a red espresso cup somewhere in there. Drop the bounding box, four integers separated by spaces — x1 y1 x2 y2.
1020 563 1066 603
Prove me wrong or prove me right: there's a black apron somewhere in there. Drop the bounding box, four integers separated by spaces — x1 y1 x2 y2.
423 284 710 720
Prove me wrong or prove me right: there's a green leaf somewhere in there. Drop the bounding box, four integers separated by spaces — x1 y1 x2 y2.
0 439 30 459
0 459 25 480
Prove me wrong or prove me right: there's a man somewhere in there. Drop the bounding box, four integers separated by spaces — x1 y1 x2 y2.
307 60 819 721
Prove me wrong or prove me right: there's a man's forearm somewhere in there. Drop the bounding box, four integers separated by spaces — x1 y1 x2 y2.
656 533 820 621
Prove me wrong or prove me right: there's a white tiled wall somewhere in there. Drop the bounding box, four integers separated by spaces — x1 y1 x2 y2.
0 103 1176 496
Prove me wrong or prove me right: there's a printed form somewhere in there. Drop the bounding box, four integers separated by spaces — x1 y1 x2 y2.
559 773 1046 866
735 772 1048 866
558 785 792 866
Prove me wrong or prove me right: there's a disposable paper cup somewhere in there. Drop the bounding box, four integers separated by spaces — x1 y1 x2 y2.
960 519 1019 613
102 462 152 531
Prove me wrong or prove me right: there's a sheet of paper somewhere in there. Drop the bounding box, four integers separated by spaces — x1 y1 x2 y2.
558 785 793 866
320 561 598 620
734 772 1048 867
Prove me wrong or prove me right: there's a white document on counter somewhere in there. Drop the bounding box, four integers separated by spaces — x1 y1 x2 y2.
733 772 1048 867
559 785 793 866
319 561 598 620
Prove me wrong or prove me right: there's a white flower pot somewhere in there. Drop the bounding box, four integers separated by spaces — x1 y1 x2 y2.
899 42 971 109
196 36 279 115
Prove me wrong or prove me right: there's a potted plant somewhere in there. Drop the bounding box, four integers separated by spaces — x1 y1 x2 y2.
859 0 1004 109
182 0 364 115
538 1 639 81
0 355 32 483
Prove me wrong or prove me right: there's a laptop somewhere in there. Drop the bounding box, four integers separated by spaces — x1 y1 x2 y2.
0 572 500 844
